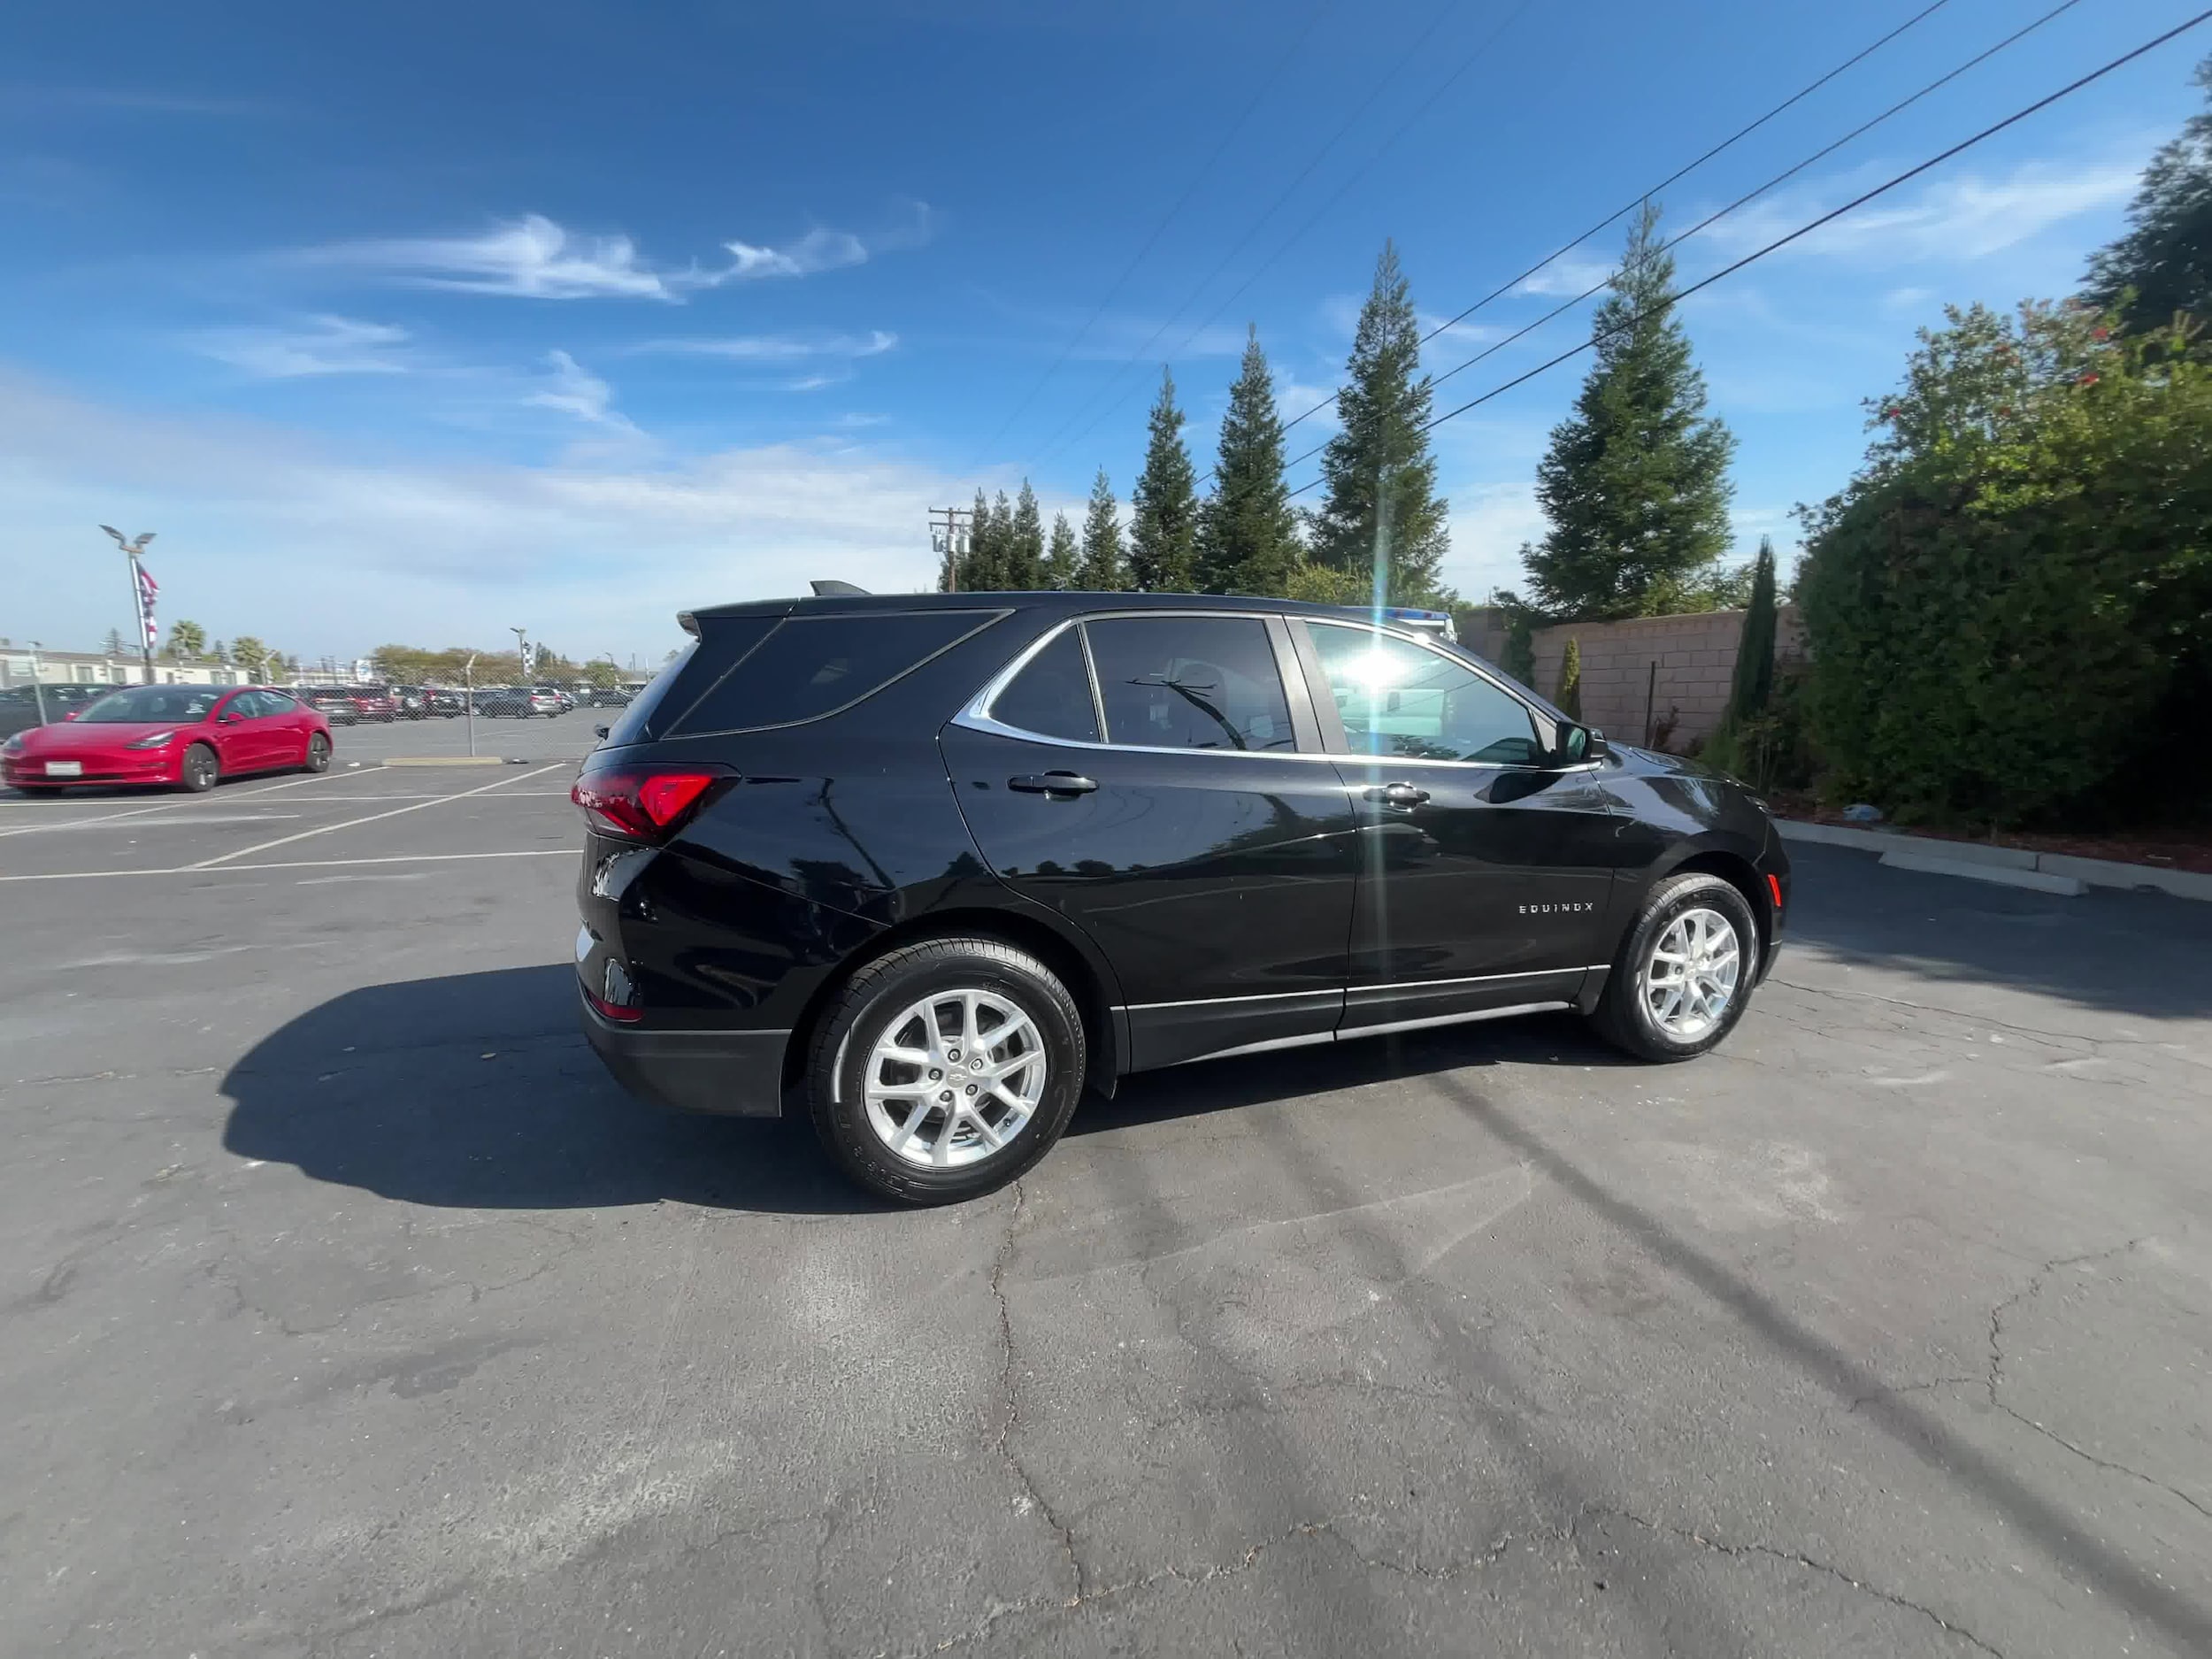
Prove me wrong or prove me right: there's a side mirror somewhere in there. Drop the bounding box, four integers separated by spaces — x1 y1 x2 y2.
63 709 81 721
594 724 611 740
1554 722 1608 764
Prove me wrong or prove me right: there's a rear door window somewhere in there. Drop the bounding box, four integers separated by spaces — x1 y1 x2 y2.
1083 616 1294 752
671 611 1000 737
987 628 1100 742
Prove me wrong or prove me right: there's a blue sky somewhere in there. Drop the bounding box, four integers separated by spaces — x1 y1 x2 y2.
0 0 2202 665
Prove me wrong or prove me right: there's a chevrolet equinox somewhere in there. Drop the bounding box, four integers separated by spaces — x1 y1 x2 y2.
573 590 1789 1204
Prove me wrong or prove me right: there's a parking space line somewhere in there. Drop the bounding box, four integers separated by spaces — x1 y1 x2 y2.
0 763 407 836
182 763 570 870
0 848 575 883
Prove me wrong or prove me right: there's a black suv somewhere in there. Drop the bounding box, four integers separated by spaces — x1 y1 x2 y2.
573 591 1789 1204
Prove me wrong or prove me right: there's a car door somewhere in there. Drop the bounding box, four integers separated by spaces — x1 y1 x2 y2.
941 611 1359 1071
254 689 312 764
1296 618 1622 1036
205 690 267 771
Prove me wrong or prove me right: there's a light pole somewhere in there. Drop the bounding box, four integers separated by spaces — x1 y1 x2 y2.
98 526 157 684
27 642 49 726
463 653 479 757
510 626 528 687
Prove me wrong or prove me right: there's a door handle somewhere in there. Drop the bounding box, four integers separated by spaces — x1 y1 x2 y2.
1364 782 1430 808
1009 771 1098 796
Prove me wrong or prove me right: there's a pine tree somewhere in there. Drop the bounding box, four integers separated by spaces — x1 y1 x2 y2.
955 488 995 590
2084 54 2212 335
1555 637 1583 718
1075 470 1127 589
1006 480 1045 589
1197 326 1302 595
1310 241 1451 604
1042 512 1079 589
102 627 127 657
1127 367 1199 591
1522 203 1736 620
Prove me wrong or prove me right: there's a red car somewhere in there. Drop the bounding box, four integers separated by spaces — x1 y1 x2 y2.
0 684 333 795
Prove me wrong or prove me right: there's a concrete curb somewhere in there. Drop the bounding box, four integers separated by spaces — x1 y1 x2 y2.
1778 818 2212 902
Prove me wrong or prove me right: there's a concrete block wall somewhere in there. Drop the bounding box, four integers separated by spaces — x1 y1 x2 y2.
1531 605 1802 749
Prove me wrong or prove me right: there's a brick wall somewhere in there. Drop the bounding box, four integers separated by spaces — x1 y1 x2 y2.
1531 605 1803 749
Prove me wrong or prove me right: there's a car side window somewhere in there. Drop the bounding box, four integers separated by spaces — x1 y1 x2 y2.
1308 623 1543 765
258 690 296 714
1083 616 1295 752
988 627 1100 742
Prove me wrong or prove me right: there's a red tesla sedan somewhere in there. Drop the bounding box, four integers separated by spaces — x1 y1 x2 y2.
0 685 333 795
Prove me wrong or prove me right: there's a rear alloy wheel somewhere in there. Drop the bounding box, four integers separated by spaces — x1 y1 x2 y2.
809 938 1085 1205
179 741 220 794
303 733 332 773
1590 872 1759 1062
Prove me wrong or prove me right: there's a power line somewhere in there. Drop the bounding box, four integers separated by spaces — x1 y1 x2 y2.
1276 6 2212 502
964 0 1339 471
1012 0 1472 474
1257 0 2086 493
1210 0 1958 480
1037 0 1540 475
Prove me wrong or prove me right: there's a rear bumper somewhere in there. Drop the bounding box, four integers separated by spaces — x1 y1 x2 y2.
580 993 789 1117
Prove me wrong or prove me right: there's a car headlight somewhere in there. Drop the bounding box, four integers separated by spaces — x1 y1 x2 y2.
126 730 178 749
2 733 23 756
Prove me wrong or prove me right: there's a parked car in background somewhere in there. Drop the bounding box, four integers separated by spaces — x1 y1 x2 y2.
297 687 362 726
573 588 1790 1204
349 685 401 723
579 686 634 708
389 685 434 719
0 683 120 741
475 687 562 718
4 685 332 795
536 685 577 714
423 688 466 717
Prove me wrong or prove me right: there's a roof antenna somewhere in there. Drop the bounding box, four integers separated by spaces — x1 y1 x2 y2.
810 580 870 596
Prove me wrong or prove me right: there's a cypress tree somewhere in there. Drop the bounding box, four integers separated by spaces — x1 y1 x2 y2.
2083 54 2212 335
1041 511 1079 589
1310 240 1450 604
1006 480 1045 589
1555 637 1583 719
1075 470 1127 589
956 488 996 590
1128 367 1199 591
1725 537 1778 723
1197 326 1302 595
1522 203 1736 619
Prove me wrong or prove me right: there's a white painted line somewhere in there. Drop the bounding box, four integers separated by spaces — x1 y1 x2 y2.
0 763 395 836
0 848 574 883
183 763 569 870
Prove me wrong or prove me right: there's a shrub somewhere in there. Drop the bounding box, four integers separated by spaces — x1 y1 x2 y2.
1795 302 2212 827
1555 637 1583 718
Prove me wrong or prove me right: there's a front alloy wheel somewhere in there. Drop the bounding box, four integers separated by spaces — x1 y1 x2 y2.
809 937 1085 1205
179 742 219 794
1591 872 1759 1062
1641 907 1740 1040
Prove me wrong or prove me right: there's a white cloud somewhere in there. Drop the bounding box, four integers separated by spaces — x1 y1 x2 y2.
194 315 412 378
633 330 898 362
1417 312 1503 346
526 350 635 433
1697 154 2142 266
294 208 932 302
1441 480 1547 600
1512 257 1614 299
0 371 962 661
1882 285 1937 313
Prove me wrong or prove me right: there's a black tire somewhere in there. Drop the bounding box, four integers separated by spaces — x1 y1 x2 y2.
303 733 332 773
179 742 219 794
15 785 62 799
806 937 1086 1206
1588 872 1760 1063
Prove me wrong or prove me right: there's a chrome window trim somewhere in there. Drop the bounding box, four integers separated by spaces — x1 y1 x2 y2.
954 611 1333 762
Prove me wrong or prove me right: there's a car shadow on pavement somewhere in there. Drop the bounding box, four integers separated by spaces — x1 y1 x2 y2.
219 964 875 1217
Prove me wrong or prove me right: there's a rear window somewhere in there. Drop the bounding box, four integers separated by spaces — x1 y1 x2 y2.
669 611 1000 737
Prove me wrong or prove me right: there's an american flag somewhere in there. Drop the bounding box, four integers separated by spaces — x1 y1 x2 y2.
135 563 159 649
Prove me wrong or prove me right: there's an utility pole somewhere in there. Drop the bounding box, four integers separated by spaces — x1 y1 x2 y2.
928 507 972 594
98 526 158 683
510 626 528 685
27 643 49 726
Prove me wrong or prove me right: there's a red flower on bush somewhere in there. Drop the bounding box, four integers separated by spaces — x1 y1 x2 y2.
1881 406 1901 420
2078 371 2100 387
2092 326 2111 342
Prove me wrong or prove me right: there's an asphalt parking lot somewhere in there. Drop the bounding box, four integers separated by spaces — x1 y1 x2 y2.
2 726 2208 1659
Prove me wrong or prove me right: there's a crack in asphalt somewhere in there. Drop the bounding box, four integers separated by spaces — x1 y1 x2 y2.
987 1178 1084 1605
1579 1508 2007 1658
1984 1240 2212 1525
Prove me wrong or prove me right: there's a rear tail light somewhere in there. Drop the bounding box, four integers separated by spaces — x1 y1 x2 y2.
571 764 728 841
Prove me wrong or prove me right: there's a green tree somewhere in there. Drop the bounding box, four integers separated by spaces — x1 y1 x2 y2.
1075 470 1127 588
1554 636 1583 718
230 634 273 683
1042 511 1079 589
1310 241 1451 604
956 488 1002 590
165 619 208 660
102 626 127 657
1005 480 1045 589
1128 367 1199 591
2083 53 2212 336
1725 538 1778 723
1283 562 1364 605
582 658 622 691
1197 326 1302 595
1522 203 1737 619
1796 300 2212 826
